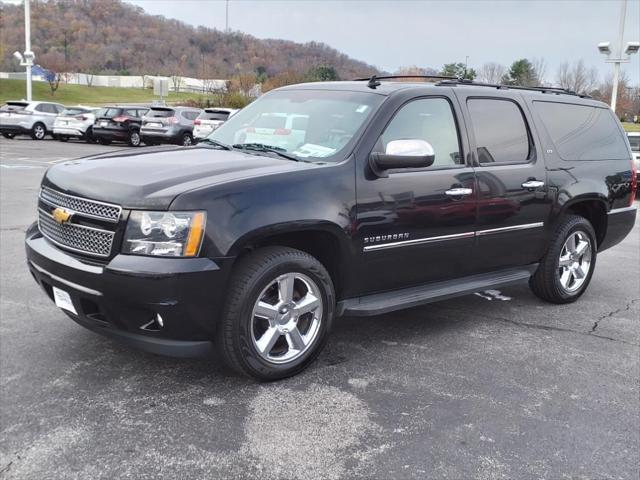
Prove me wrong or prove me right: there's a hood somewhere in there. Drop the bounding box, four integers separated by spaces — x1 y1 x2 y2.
43 146 317 209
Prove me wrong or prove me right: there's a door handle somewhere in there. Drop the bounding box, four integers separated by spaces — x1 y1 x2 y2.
521 180 545 189
445 187 473 197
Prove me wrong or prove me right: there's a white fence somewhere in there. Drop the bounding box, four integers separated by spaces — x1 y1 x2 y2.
1 72 228 94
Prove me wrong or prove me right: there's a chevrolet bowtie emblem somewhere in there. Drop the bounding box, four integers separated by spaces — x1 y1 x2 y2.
52 207 73 224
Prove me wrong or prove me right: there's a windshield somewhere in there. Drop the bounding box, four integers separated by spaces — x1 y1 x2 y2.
628 135 640 152
208 89 384 162
1 102 28 111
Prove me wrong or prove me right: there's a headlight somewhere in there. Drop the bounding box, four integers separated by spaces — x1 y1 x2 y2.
123 211 206 257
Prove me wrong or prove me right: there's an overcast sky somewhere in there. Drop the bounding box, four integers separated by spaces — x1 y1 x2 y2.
123 0 640 85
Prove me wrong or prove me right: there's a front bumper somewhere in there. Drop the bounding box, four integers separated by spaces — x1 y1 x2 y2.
25 223 234 357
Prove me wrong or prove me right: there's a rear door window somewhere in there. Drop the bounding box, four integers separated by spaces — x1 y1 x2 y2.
467 98 531 164
534 101 630 160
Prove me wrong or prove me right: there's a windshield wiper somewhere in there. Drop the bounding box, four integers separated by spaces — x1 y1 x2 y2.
232 143 299 162
198 138 232 150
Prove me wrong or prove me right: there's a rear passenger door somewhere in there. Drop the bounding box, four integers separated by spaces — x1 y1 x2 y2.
454 91 553 270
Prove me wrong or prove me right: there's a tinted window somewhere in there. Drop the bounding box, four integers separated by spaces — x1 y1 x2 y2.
97 108 122 118
628 135 640 152
467 99 531 164
35 104 47 113
534 101 630 160
200 110 230 121
147 108 175 118
181 111 199 121
1 102 28 111
374 98 462 168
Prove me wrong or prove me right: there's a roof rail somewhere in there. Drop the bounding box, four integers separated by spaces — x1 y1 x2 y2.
435 79 592 98
354 74 459 89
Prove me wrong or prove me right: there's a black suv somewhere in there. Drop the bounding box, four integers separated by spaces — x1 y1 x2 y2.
25 77 637 380
92 106 149 146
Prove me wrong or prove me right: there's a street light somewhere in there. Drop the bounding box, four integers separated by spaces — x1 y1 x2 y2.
598 0 639 114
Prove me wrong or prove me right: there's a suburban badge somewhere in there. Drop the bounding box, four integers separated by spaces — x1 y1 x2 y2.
52 207 73 225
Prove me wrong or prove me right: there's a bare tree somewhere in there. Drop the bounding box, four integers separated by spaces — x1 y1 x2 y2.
531 57 547 85
478 62 506 84
556 59 599 94
592 71 635 119
40 51 66 95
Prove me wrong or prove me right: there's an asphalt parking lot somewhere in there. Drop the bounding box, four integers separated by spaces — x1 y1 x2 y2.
0 137 638 479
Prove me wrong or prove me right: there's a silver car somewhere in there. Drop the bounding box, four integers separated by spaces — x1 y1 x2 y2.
140 106 202 146
0 100 65 140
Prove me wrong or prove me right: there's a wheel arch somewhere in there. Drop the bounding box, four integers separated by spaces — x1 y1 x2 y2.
228 223 353 300
557 195 608 247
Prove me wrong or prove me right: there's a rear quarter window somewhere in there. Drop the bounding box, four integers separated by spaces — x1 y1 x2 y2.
533 101 629 160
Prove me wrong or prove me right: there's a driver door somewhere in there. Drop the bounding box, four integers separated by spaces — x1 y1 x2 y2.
355 95 478 294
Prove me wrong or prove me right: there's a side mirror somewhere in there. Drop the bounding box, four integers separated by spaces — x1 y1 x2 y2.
369 139 435 177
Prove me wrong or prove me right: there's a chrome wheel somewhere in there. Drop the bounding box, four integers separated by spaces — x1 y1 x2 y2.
33 124 45 139
182 134 192 146
558 230 592 292
129 131 141 146
251 272 323 364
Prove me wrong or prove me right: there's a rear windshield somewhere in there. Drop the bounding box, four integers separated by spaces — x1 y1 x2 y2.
628 135 640 152
61 107 90 116
96 108 122 118
533 101 629 160
1 102 28 111
254 114 287 129
199 110 230 121
146 108 175 118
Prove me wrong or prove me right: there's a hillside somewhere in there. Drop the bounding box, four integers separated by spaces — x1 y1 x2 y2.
0 0 378 80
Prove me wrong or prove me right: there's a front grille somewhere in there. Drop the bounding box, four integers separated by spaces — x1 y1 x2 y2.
38 208 115 257
40 187 121 223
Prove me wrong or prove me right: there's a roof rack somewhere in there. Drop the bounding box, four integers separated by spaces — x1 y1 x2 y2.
435 79 592 98
354 74 458 89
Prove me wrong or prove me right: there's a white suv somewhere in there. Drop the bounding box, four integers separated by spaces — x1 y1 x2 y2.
53 105 99 142
0 100 65 140
193 108 238 142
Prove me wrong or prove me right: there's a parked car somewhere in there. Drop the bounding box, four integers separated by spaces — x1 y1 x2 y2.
92 106 149 146
140 106 202 146
53 105 99 143
25 77 637 381
237 112 309 151
0 100 65 140
627 132 640 183
193 108 238 142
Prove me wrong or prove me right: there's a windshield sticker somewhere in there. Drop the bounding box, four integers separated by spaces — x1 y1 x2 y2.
292 144 337 158
356 105 369 113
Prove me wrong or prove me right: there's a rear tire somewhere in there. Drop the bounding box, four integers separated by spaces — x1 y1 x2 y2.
98 138 112 145
529 215 597 304
58 135 69 142
30 123 46 140
219 246 335 381
181 132 193 146
2 133 16 139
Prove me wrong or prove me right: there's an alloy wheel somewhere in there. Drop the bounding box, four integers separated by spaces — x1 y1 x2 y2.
557 230 592 292
250 272 323 364
34 125 45 139
130 131 141 146
182 134 192 146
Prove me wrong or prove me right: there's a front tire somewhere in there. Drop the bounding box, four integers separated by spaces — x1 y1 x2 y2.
128 129 141 147
219 247 335 381
30 123 46 140
530 215 597 304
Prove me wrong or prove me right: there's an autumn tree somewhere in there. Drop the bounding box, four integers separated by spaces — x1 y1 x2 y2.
39 50 66 95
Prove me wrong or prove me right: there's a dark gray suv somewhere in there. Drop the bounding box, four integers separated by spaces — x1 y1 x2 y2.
140 106 202 146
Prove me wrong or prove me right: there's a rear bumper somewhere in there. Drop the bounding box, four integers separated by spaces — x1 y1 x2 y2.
600 205 637 252
53 126 87 137
25 223 234 357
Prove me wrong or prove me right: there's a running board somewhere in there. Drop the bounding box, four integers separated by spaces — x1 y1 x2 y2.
338 265 537 317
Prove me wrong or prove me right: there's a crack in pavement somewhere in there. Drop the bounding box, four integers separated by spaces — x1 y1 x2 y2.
431 304 640 347
590 298 640 333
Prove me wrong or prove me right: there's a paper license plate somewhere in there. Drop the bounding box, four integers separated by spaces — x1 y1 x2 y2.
53 286 77 315
100 121 108 127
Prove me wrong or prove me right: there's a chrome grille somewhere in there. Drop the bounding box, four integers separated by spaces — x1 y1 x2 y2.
40 187 121 223
38 208 115 257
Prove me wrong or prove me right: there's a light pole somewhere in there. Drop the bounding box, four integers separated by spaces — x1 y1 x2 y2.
597 0 639 114
13 0 34 101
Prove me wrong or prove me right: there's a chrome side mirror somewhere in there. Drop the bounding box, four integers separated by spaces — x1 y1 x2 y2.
369 139 436 177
